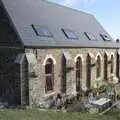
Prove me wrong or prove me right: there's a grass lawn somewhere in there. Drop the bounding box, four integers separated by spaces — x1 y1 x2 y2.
0 108 120 120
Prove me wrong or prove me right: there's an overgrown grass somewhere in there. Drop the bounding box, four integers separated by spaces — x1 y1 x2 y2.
0 108 119 120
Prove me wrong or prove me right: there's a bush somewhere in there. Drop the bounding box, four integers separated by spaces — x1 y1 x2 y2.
99 83 114 93
99 84 107 93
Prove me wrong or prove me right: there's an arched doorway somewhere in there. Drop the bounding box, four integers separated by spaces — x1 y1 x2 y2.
86 54 91 89
76 57 82 92
104 53 108 81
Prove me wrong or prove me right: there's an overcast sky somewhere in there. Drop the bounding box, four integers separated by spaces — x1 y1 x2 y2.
48 0 120 40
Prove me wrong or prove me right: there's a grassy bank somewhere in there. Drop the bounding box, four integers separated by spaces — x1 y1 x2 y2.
0 108 119 120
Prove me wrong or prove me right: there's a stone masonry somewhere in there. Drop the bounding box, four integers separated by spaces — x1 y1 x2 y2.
25 48 118 106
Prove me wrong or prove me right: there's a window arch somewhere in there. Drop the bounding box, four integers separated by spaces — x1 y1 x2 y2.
74 54 84 63
110 55 114 73
76 57 82 92
43 54 56 66
96 55 101 78
45 58 54 92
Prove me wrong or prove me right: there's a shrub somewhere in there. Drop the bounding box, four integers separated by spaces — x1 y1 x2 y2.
99 83 114 93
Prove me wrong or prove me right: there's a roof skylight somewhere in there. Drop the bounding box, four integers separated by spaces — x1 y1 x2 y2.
62 29 78 40
84 32 97 41
32 24 53 37
100 34 111 41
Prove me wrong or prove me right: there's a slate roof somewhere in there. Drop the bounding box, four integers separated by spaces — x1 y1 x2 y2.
1 0 119 48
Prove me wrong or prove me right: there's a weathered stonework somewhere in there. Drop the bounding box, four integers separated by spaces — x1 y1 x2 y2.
25 48 118 106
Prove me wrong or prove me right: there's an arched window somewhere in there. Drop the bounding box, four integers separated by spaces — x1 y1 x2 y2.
76 57 82 92
96 56 101 78
110 55 114 73
104 53 108 81
45 58 54 92
86 54 91 89
116 52 120 78
61 55 66 93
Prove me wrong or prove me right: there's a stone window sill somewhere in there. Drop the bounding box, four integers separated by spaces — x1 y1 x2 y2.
45 91 56 97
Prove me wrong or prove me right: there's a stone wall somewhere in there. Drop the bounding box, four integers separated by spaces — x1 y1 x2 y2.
25 48 118 106
0 48 25 106
20 57 29 105
0 51 21 105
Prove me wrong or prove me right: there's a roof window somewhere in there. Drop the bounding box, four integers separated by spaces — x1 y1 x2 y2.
62 29 78 40
100 34 111 41
84 32 97 41
32 24 53 37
